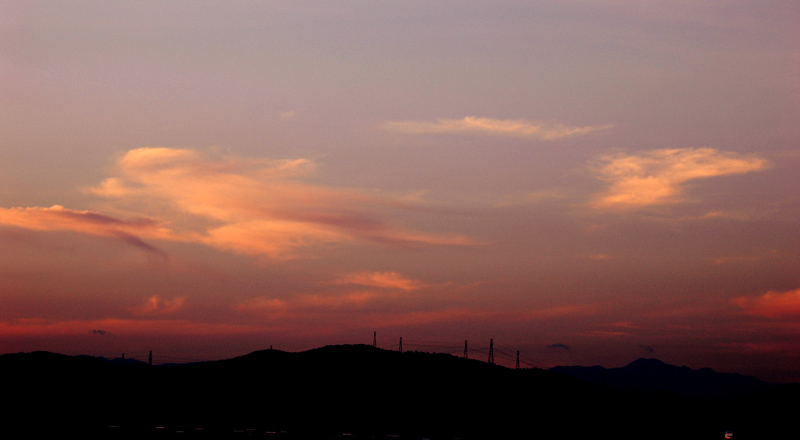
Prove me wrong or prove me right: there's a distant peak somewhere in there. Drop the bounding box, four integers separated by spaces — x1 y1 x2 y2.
628 358 669 366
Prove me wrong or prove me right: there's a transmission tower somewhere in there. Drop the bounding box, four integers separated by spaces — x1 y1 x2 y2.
488 339 494 365
464 340 468 359
516 350 520 369
399 337 403 353
148 351 153 366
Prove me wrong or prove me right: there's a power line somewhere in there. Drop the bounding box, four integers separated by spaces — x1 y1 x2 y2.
86 335 547 369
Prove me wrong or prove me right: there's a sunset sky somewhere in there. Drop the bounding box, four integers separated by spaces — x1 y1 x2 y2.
2 1 799 382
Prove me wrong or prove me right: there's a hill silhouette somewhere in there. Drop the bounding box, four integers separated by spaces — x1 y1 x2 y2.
2 345 795 439
549 358 770 400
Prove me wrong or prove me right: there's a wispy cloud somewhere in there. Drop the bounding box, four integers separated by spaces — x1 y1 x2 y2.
332 271 424 291
234 293 391 317
236 272 426 318
590 148 769 210
385 116 613 140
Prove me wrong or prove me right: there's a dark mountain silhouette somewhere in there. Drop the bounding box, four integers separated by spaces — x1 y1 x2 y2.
549 358 770 400
2 346 795 439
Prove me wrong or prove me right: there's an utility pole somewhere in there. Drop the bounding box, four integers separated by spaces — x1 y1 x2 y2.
148 351 153 366
121 353 125 366
373 331 377 348
488 339 494 365
464 340 468 359
399 337 403 353
516 350 520 369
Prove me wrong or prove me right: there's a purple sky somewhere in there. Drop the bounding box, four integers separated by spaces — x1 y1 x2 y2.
2 1 799 382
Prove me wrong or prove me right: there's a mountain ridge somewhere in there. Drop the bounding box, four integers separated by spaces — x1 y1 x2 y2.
549 357 771 400
2 345 794 439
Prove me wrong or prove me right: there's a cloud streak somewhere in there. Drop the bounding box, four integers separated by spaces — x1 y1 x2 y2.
590 148 769 210
385 117 613 140
0 205 168 256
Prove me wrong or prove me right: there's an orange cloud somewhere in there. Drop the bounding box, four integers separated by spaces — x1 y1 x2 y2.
590 148 769 210
385 116 613 140
235 289 398 317
734 288 800 319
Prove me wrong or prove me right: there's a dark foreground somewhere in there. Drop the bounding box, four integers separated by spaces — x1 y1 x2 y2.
3 345 796 439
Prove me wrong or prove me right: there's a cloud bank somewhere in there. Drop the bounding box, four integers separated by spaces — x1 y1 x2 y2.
90 148 474 259
734 288 800 319
1 148 475 259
